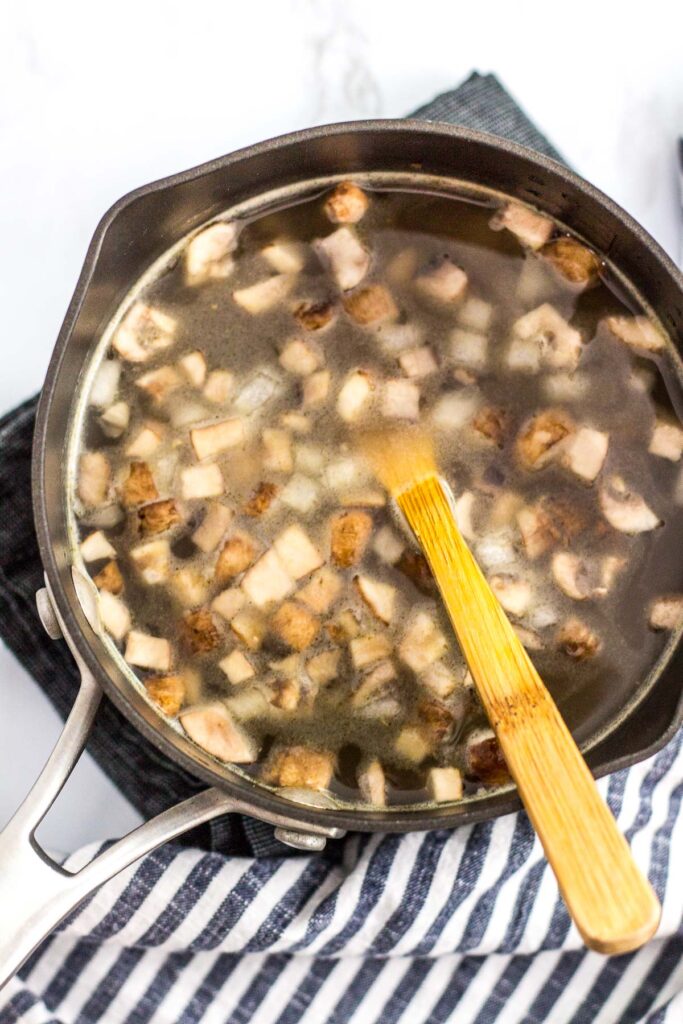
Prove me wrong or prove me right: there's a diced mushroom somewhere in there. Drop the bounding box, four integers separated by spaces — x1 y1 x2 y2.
324 181 369 224
225 685 271 720
211 587 246 622
178 351 207 388
343 284 398 325
325 456 368 491
649 595 683 631
279 337 323 376
190 418 244 460
135 366 183 403
235 371 280 413
376 321 424 354
138 498 181 535
395 551 436 596
431 389 481 431
280 474 319 514
337 369 374 422
268 677 302 711
170 401 207 429
125 630 172 672
450 329 488 372
604 315 666 353
306 649 341 685
516 409 574 470
265 745 334 790
415 259 467 305
508 304 582 373
215 531 258 580
192 503 233 552
487 490 523 530
421 662 459 699
78 452 111 507
271 601 320 650
551 552 623 601
372 525 404 565
465 728 510 786
489 201 553 250
126 422 164 459
328 609 361 644
295 444 325 475
98 590 131 641
93 560 124 594
350 633 392 669
314 227 370 291
330 510 373 568
399 346 438 379
182 609 221 654
541 237 601 286
475 531 517 571
514 625 543 650
281 411 311 434
599 475 661 534
180 704 258 763
241 548 294 609
230 608 266 649
399 612 448 671
472 406 508 447
181 463 225 500
131 539 170 584
556 617 601 660
427 767 463 802
453 490 476 541
381 379 420 420
170 568 209 607
358 759 386 806
261 240 307 274
489 575 532 616
394 727 431 765
386 249 418 285
517 498 585 559
298 567 342 613
293 300 336 332
273 524 324 579
203 369 235 404
80 530 116 562
649 420 683 462
302 369 331 409
185 222 237 285
354 575 396 624
90 359 121 409
243 482 278 518
351 660 397 714
113 303 176 362
561 427 609 482
543 371 591 403
233 274 294 314
120 462 159 507
144 675 185 716
457 295 493 333
99 401 130 438
219 649 255 684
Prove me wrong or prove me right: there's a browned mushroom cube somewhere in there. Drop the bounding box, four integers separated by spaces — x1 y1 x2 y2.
293 300 336 332
244 482 279 517
182 609 222 654
121 462 159 507
298 567 342 614
265 745 334 790
556 618 601 660
395 551 437 596
465 729 511 786
324 182 369 224
541 237 601 286
516 410 574 470
215 532 258 581
354 575 397 624
490 202 553 250
330 510 373 568
472 406 508 447
93 560 124 595
137 498 181 535
271 601 320 651
343 284 397 326
144 675 185 716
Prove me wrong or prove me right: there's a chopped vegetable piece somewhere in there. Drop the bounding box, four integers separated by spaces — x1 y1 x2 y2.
415 259 467 305
516 409 574 470
180 704 258 763
490 202 553 250
343 284 398 325
211 587 245 622
508 304 582 373
280 474 319 514
78 452 111 507
604 315 666 353
382 379 420 420
399 612 447 671
261 240 306 274
185 223 237 285
599 475 661 534
137 498 181 535
450 329 488 372
135 365 182 403
262 429 293 473
80 530 116 562
181 463 225 500
372 525 404 564
93 560 124 594
241 548 295 608
295 444 325 475
121 462 158 507
190 418 244 460
144 675 185 716
428 767 463 802
203 369 235 404
457 295 493 333
215 531 258 580
421 662 458 699
324 181 369 223
472 406 507 447
233 274 294 314
557 618 601 660
298 567 342 613
330 510 373 568
431 389 481 431
328 609 361 644
265 745 334 790
454 491 476 541
244 482 279 517
125 423 164 459
302 370 331 409
220 649 255 684
182 609 221 653
394 727 430 764
171 568 208 607
177 351 207 389
98 590 131 641
100 401 130 438
192 503 233 552
541 237 600 286
235 371 280 413
358 759 386 805
561 427 608 482
490 575 532 616
90 360 121 408
274 525 324 579
649 420 683 462
271 601 320 650
113 303 176 362
551 552 623 601
354 575 396 624
306 649 341 685
131 539 170 584
337 369 374 421
314 227 370 291
649 595 683 631
350 633 392 669
399 346 438 378
293 300 336 332
395 551 436 596
269 677 302 711
230 608 266 649
125 630 171 671
517 498 585 559
465 729 510 785
281 411 311 433
279 337 323 376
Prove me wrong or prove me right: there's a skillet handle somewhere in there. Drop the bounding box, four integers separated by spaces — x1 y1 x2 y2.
0 588 343 990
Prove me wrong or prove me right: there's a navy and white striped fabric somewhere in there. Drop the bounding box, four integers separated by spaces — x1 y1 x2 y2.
0 74 681 1023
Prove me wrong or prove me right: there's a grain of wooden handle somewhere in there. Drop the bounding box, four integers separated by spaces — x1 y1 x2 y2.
399 477 661 955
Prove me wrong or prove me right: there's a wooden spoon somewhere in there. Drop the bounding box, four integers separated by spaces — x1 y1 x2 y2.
362 428 660 955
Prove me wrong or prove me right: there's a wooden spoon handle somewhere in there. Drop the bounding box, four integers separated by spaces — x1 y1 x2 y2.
400 477 661 954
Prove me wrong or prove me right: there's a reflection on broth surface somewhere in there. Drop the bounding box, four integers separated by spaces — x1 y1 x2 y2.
71 179 683 810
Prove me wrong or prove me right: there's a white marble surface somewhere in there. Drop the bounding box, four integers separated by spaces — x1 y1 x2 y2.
1 0 682 853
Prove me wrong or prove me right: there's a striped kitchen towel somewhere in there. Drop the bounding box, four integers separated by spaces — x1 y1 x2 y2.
0 73 681 1024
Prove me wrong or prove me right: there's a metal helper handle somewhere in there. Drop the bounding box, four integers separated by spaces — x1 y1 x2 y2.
0 585 344 990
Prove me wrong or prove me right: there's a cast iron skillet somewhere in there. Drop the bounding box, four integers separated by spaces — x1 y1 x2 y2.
0 121 681 986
